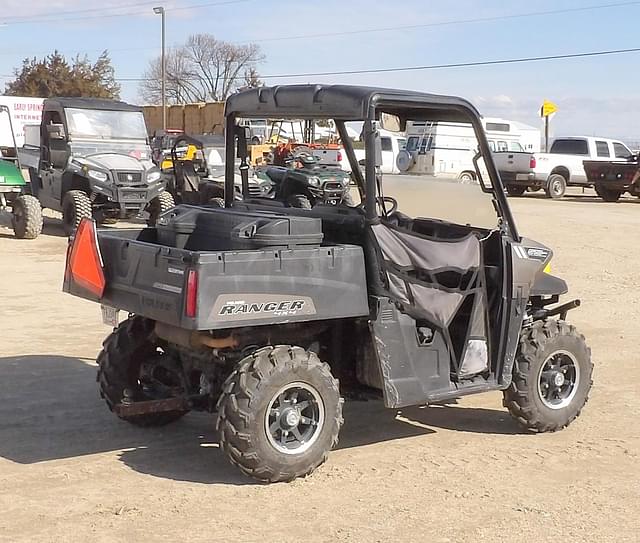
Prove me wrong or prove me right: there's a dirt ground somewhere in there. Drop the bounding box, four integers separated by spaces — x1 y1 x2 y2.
0 190 638 543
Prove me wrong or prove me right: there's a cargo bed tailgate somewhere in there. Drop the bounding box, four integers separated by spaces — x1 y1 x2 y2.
98 229 191 326
93 228 370 331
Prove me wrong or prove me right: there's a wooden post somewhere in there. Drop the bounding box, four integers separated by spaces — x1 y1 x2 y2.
545 116 549 153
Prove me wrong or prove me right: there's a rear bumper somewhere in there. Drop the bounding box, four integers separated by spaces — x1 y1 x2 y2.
595 179 639 192
500 172 536 186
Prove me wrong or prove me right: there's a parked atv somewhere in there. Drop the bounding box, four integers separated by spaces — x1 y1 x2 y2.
24 98 173 236
64 85 592 484
261 151 353 208
0 105 43 239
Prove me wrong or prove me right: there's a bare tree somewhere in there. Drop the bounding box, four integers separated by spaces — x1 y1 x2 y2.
140 34 264 104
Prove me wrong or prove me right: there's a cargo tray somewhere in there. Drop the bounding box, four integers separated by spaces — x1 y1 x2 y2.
156 205 324 251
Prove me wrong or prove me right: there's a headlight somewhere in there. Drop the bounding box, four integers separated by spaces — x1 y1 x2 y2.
307 176 321 187
147 170 161 183
88 170 108 182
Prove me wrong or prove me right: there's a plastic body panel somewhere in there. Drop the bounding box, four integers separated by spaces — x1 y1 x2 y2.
156 205 324 251
95 228 369 330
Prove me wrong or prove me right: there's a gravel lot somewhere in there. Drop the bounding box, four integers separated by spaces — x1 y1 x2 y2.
0 190 638 542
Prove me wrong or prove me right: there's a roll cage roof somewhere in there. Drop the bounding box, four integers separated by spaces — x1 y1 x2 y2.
224 84 519 240
44 97 142 113
225 84 482 123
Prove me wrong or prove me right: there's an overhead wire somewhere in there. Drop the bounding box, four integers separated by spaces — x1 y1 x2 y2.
0 0 253 25
111 47 640 82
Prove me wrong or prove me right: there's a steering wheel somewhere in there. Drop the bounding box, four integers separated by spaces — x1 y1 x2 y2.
355 196 398 216
378 196 398 216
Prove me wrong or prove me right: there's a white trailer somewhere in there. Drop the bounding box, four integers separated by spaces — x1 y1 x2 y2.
0 96 44 148
402 117 540 179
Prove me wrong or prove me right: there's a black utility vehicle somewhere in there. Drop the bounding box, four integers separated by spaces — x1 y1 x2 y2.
64 85 592 483
26 98 173 234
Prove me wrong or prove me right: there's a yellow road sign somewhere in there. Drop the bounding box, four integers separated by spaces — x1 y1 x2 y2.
541 100 558 117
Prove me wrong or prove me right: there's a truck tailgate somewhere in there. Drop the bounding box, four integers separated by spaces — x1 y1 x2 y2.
95 228 370 331
492 151 534 180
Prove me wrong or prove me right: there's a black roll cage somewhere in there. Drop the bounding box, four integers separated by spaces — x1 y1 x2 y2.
223 86 520 241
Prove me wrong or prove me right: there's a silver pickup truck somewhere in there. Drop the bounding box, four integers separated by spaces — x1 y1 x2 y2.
493 150 536 196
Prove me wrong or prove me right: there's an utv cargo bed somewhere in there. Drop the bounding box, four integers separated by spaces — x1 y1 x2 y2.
92 206 369 330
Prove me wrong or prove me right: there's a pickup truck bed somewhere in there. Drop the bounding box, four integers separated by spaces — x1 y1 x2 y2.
583 159 640 196
71 206 370 330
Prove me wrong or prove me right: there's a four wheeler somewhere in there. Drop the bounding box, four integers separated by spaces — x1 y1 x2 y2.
0 105 43 239
64 84 592 484
27 97 174 236
260 151 353 208
164 133 271 206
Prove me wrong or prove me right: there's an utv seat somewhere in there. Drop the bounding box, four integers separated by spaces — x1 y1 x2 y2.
175 160 201 192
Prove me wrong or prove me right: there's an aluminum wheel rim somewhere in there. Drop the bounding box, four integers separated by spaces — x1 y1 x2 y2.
264 381 325 455
536 349 580 410
551 177 563 195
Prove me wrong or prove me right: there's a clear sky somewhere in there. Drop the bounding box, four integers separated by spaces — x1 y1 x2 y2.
2 0 640 144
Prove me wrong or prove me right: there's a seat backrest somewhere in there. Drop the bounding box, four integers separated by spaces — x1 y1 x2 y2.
176 160 201 192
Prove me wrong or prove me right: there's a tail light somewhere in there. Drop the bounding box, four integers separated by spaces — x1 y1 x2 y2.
529 156 536 169
185 269 198 318
337 150 343 162
67 218 105 298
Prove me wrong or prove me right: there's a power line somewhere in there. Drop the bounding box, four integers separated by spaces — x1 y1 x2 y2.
0 1 169 21
0 0 635 61
112 46 640 82
0 0 253 25
243 1 640 43
2 0 639 33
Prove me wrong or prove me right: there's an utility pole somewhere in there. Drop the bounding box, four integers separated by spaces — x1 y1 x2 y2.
153 6 166 130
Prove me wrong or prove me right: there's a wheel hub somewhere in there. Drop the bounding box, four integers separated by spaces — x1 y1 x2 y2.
265 382 325 455
536 350 580 410
553 372 565 387
283 408 301 428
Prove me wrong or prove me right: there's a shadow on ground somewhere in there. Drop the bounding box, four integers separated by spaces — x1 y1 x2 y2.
0 354 522 485
0 212 68 239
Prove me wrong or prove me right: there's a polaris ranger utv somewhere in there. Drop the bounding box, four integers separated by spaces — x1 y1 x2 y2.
64 85 592 483
27 98 173 235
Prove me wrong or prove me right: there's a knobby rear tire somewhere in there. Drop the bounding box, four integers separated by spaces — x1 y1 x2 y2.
216 345 343 483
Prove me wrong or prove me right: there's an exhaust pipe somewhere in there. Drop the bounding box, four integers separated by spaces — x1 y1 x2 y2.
154 321 238 350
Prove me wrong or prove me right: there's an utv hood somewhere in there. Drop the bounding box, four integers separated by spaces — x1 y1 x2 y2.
76 154 150 171
0 160 26 186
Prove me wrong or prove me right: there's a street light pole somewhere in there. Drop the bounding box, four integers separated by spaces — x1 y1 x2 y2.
153 6 166 130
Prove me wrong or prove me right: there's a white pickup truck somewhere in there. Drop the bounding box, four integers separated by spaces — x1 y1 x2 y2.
525 136 633 198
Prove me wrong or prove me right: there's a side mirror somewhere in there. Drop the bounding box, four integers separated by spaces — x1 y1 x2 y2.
47 123 65 140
